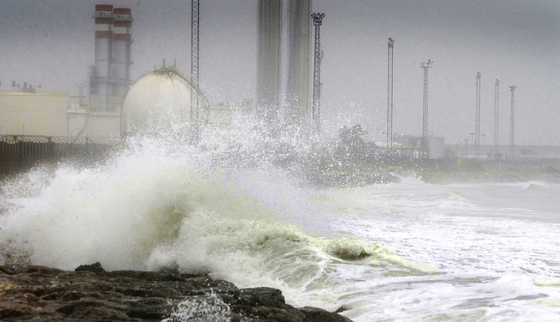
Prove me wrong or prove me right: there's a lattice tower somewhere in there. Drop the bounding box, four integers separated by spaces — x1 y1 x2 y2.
387 38 395 149
311 12 325 136
420 59 433 159
191 0 200 142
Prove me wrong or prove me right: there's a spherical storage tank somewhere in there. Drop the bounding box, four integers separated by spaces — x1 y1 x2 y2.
121 66 205 133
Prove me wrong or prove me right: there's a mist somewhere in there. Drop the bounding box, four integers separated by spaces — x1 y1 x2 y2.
1 0 559 145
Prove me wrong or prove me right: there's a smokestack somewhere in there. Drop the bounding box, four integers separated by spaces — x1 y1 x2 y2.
112 7 133 109
257 0 282 125
286 0 311 126
91 4 114 111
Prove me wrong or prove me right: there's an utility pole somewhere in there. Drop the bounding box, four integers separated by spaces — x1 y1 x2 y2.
76 82 85 107
311 12 325 136
509 85 517 159
494 79 499 158
475 72 481 159
387 38 395 149
420 59 433 159
191 0 200 142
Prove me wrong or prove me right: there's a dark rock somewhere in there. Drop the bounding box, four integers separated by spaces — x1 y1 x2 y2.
0 265 353 321
240 306 306 322
0 266 16 275
25 265 64 275
75 262 105 273
68 305 129 320
301 306 353 322
334 305 349 313
238 287 286 308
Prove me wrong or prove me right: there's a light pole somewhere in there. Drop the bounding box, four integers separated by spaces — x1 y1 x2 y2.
420 59 433 159
481 133 486 157
311 12 325 136
509 85 517 159
76 82 85 107
470 133 475 158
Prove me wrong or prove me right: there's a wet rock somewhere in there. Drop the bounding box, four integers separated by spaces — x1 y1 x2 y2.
75 261 105 273
0 263 352 321
301 307 353 322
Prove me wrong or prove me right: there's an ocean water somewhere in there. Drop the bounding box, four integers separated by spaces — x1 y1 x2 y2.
1 129 560 321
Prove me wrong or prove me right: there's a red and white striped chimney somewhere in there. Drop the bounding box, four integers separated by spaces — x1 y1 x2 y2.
112 8 133 104
92 4 114 111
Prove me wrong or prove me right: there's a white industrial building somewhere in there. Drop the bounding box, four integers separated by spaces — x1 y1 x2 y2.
0 88 68 137
0 4 249 140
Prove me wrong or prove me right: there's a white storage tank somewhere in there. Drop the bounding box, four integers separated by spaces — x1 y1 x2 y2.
121 66 203 133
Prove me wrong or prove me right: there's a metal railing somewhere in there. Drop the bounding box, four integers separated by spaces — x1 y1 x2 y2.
0 135 121 176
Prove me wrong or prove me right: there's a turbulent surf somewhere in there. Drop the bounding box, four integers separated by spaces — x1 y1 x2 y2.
1 123 559 321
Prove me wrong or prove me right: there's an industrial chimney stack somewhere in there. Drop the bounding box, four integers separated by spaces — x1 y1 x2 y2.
112 8 133 106
91 4 114 111
90 4 132 112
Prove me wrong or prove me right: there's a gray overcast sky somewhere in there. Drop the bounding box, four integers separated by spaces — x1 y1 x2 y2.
1 0 559 145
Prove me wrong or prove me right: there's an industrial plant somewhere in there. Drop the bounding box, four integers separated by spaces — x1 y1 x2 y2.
1 1 559 177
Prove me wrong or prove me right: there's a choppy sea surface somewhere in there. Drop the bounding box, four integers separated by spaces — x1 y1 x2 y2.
1 131 559 321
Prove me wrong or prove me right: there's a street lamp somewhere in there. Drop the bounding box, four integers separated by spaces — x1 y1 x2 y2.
481 133 486 157
470 133 475 158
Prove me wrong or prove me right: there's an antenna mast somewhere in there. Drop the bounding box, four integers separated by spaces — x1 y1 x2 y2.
509 85 517 159
311 12 325 136
420 59 433 159
494 79 499 157
191 0 200 142
387 38 395 149
475 72 481 159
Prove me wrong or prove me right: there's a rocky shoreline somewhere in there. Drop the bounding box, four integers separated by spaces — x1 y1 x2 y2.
0 263 351 321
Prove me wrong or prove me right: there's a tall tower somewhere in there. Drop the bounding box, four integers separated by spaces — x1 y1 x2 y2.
286 0 311 127
257 0 282 126
90 5 132 112
509 85 517 159
475 72 481 159
420 59 433 159
386 38 395 149
494 79 499 157
311 12 325 136
191 0 200 141
112 8 133 111
91 4 114 111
